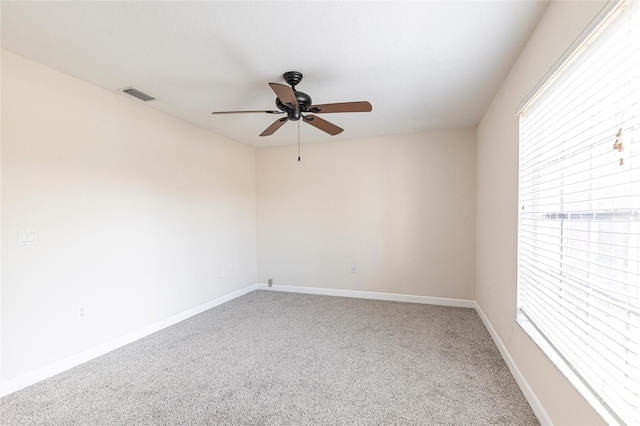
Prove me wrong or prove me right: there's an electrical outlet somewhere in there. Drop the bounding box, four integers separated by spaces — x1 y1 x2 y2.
351 264 357 273
78 306 87 320
228 267 232 277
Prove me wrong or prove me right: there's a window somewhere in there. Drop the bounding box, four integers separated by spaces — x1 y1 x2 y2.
517 0 639 424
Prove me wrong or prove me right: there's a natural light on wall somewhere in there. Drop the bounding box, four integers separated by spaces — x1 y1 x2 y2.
517 0 639 424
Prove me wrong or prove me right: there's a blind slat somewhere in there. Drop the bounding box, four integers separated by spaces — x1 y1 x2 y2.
519 255 640 332
519 247 640 299
519 254 640 300
521 290 638 380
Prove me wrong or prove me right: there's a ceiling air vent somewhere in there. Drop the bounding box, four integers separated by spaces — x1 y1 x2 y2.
121 87 155 102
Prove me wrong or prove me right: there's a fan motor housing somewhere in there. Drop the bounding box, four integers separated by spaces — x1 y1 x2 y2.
276 90 312 120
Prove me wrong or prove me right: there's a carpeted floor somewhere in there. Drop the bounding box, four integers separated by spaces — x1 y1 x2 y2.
1 290 538 425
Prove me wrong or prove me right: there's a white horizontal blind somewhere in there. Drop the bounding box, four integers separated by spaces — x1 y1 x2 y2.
518 1 640 424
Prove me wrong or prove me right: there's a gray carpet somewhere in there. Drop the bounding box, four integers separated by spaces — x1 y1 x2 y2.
1 290 538 425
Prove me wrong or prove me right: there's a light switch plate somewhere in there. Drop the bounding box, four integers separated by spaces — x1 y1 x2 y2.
18 229 38 246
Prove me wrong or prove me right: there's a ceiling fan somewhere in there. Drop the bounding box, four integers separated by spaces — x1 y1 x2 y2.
211 71 372 137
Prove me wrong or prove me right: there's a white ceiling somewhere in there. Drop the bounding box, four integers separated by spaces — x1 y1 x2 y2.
1 1 548 148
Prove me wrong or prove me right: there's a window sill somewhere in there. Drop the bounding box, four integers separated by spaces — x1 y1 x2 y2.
515 315 621 425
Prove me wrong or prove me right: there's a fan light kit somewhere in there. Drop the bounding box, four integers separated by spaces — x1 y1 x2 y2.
212 71 372 138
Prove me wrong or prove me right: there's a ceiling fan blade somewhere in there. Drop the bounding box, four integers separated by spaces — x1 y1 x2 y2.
212 110 283 115
307 101 372 114
269 83 299 108
260 117 289 137
302 115 343 136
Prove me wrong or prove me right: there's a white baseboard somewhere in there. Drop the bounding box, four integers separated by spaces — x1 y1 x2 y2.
474 302 552 426
0 284 258 398
255 283 475 308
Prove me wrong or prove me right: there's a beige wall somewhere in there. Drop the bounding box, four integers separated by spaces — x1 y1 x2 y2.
0 49 257 382
256 129 476 300
476 1 608 424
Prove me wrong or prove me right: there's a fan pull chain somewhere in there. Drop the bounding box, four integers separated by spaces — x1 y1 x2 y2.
298 120 301 162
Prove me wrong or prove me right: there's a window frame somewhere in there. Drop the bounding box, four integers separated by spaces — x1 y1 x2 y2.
515 1 637 424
